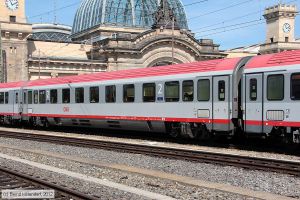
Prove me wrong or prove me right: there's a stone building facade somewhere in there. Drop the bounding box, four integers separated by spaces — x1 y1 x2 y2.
0 0 225 82
225 3 300 57
260 4 300 54
71 0 225 70
0 0 31 82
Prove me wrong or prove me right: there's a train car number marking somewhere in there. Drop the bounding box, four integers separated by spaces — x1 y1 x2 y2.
158 84 163 95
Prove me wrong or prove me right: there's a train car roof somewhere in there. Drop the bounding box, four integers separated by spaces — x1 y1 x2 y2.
1 50 300 89
245 49 300 69
0 57 242 89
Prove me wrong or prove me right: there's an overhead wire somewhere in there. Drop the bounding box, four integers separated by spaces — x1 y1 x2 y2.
193 0 299 38
193 0 298 32
196 21 265 38
188 0 255 21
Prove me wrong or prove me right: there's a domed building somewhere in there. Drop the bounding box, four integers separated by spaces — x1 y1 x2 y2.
71 0 189 39
0 0 225 82
70 0 225 71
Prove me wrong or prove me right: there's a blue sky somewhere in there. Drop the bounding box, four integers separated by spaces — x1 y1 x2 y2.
25 0 300 50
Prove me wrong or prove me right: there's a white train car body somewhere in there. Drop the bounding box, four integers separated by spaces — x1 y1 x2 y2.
0 50 299 141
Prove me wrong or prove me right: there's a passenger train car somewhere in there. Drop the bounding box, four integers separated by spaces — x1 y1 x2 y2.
0 50 300 143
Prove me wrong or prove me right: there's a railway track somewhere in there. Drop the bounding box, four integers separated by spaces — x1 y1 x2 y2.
0 165 98 200
0 130 299 177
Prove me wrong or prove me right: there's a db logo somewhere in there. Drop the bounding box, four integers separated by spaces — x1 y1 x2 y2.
63 107 70 112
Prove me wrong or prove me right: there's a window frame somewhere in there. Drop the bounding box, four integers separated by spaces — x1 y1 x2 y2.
165 81 180 102
75 87 85 104
218 80 226 101
15 92 19 104
50 89 58 104
249 78 257 101
39 90 46 104
267 74 284 101
62 88 70 104
28 91 33 104
197 79 210 102
291 73 300 101
9 16 16 23
182 80 194 102
105 85 116 103
89 86 99 103
23 92 27 104
123 84 135 103
143 83 156 102
4 92 9 104
33 90 38 104
0 92 4 104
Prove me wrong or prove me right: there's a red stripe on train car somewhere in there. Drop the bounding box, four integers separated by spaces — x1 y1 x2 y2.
245 120 300 127
1 112 229 124
264 121 300 127
244 120 264 126
6 112 300 127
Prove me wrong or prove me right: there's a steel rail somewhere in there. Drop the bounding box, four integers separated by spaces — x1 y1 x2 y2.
0 165 98 200
0 130 299 177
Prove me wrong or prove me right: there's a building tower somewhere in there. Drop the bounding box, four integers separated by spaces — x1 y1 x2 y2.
260 4 300 54
0 0 32 82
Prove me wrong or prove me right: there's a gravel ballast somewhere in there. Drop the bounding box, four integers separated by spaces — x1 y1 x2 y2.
0 136 299 199
0 157 149 200
0 148 257 200
0 127 299 162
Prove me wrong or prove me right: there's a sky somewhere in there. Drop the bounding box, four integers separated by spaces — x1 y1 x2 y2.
25 0 300 50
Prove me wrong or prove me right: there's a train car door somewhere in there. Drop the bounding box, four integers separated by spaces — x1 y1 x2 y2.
22 90 28 117
196 77 213 131
12 90 21 118
244 73 263 134
212 76 230 131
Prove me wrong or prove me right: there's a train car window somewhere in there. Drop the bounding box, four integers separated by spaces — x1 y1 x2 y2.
143 83 155 102
267 74 284 101
183 81 194 102
90 87 99 103
0 93 4 104
5 92 9 104
249 79 257 101
23 92 27 104
291 73 300 100
198 79 210 101
62 89 70 103
106 85 116 103
50 89 58 104
15 92 19 104
34 90 38 104
39 90 46 104
75 88 84 103
123 84 135 103
28 91 33 104
218 81 226 101
165 81 179 102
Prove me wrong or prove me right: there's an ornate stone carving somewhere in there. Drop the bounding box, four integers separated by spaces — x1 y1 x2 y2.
152 0 180 30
